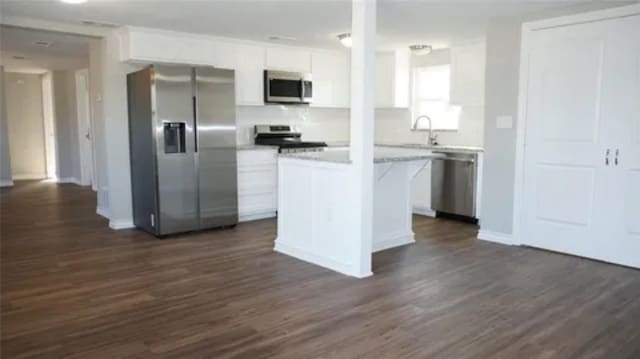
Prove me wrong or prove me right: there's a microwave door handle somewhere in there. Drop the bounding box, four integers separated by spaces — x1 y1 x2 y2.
300 79 305 101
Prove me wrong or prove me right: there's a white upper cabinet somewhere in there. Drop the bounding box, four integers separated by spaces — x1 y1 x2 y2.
235 44 265 106
375 49 411 108
311 51 350 108
265 47 312 72
449 42 486 106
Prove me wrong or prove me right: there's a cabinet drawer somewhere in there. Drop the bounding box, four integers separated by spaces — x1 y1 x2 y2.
237 150 278 167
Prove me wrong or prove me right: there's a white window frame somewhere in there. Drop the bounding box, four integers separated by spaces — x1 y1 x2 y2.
411 64 460 131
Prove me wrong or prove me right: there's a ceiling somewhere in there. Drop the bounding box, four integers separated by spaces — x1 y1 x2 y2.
1 0 636 50
1 26 92 73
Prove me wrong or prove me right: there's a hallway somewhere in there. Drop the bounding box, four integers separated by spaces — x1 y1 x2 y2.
1 182 640 358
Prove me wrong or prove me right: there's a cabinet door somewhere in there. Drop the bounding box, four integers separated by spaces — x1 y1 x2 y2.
450 43 485 106
375 52 395 107
235 44 265 106
265 47 311 72
412 162 433 216
311 51 350 107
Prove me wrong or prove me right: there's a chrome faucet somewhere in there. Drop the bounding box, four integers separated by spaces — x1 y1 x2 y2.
412 115 438 145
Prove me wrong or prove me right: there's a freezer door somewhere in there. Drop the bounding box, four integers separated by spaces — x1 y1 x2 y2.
194 67 239 228
152 65 199 234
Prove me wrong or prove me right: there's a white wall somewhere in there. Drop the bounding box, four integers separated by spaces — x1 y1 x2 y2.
4 72 47 180
101 31 143 228
0 68 13 186
479 20 521 236
52 70 82 182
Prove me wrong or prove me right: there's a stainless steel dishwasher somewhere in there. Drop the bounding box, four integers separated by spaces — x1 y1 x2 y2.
431 151 477 219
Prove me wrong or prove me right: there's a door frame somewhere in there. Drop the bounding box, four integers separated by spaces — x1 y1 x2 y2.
512 4 640 245
75 68 95 187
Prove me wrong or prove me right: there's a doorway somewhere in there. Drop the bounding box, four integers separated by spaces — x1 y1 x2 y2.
75 69 94 188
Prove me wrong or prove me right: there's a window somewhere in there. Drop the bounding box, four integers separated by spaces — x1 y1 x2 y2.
412 65 461 130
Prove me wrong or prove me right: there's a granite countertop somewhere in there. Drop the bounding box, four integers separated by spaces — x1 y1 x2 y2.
236 144 279 151
326 142 483 153
377 143 484 153
279 147 446 164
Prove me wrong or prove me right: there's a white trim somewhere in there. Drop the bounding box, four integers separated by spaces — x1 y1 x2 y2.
96 206 110 219
477 230 516 246
523 4 640 31
0 16 107 37
109 219 135 230
372 233 415 253
12 174 46 180
239 211 276 223
412 206 436 217
274 240 373 279
512 3 640 249
0 180 14 187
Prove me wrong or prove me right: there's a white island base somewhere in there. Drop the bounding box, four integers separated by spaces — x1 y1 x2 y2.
274 148 440 278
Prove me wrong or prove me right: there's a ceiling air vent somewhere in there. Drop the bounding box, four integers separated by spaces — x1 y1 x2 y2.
267 35 297 42
80 19 119 28
12 55 26 60
33 40 52 47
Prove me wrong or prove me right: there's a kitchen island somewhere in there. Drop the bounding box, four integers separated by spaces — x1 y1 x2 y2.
274 147 444 277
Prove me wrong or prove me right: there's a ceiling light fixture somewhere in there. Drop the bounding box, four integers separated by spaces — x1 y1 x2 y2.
409 44 432 56
60 0 88 4
337 33 352 48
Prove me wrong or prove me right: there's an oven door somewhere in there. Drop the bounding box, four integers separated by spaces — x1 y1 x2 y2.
264 70 312 104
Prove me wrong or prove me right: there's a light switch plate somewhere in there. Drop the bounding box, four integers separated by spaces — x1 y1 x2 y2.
496 115 513 129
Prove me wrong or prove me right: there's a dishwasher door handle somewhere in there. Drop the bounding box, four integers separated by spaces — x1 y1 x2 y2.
435 158 475 164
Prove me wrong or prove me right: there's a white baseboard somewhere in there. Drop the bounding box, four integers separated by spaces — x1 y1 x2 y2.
57 177 83 185
372 233 415 252
13 174 46 180
239 210 276 223
413 206 436 217
96 206 110 219
0 180 14 187
477 229 516 245
109 219 135 230
274 240 372 278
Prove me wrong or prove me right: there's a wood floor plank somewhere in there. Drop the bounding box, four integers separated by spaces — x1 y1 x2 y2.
2 181 639 358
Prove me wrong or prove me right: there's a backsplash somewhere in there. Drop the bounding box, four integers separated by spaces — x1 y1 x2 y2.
236 105 350 145
236 105 484 147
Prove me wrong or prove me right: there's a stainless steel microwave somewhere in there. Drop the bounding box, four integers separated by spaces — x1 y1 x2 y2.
264 70 312 104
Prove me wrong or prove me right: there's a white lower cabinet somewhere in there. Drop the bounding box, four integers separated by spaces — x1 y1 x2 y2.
411 160 434 217
237 149 278 222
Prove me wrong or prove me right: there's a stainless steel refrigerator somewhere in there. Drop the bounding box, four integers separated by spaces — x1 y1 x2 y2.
127 65 238 236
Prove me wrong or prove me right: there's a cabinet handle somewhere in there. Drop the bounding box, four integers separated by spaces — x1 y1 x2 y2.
615 149 619 166
605 148 610 166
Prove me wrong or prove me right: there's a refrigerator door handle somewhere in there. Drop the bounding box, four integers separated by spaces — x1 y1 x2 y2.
192 95 198 152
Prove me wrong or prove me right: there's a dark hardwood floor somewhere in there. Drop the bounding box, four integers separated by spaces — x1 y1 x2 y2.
2 181 639 358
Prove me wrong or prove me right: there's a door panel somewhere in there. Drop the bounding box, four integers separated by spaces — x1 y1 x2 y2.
153 65 198 234
523 21 606 255
195 67 238 228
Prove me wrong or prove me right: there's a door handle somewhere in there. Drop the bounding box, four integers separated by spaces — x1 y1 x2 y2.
605 148 610 166
614 149 619 166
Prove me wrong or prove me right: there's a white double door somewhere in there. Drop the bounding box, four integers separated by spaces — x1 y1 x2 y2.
522 13 640 268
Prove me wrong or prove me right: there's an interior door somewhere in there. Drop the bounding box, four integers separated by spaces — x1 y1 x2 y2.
195 67 238 229
601 15 640 267
153 65 199 234
522 14 640 267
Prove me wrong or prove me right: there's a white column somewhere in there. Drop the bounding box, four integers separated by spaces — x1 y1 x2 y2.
349 0 376 277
